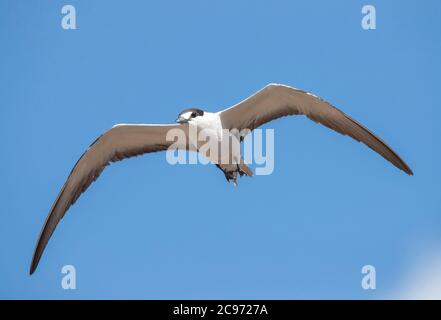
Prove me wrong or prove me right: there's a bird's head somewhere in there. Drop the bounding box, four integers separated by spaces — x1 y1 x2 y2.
176 108 205 124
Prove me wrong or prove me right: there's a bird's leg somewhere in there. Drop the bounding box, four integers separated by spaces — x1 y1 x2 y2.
226 170 238 187
216 163 249 187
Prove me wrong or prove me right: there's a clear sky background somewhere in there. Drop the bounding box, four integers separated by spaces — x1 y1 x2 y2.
1 0 440 299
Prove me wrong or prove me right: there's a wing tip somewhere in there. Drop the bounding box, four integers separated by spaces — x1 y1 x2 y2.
397 157 413 176
397 160 413 176
29 260 37 275
29 248 41 275
29 241 43 275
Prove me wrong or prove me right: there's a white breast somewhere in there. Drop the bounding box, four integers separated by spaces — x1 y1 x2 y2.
189 112 241 164
191 112 223 137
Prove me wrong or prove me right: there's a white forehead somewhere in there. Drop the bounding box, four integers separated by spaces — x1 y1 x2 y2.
180 111 193 119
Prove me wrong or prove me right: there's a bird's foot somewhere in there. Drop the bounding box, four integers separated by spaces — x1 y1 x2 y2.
224 169 238 187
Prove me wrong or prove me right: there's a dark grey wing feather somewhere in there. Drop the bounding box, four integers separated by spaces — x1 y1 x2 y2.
30 124 188 274
219 83 412 175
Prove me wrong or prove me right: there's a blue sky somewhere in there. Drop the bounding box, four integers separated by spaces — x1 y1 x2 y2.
1 0 440 299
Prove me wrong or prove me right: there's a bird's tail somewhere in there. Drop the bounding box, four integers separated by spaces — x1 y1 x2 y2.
238 162 253 177
216 161 253 186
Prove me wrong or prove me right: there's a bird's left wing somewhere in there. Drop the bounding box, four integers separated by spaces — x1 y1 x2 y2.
30 124 188 274
219 83 412 175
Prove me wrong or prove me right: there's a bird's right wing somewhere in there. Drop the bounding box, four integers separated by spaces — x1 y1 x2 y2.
30 123 188 274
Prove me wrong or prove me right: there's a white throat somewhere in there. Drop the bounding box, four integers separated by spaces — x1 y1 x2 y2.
191 111 223 135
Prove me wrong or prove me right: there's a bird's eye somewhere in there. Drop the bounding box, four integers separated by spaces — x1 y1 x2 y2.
191 112 196 118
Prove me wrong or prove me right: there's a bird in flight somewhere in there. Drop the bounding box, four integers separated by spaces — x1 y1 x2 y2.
30 83 413 274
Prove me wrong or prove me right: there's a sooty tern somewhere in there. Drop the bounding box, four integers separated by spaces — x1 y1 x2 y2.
30 83 412 274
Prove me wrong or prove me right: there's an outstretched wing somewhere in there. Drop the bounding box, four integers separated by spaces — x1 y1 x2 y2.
30 124 188 274
219 83 412 175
